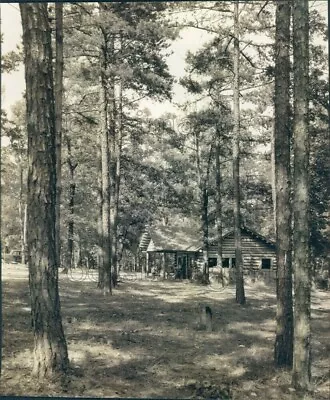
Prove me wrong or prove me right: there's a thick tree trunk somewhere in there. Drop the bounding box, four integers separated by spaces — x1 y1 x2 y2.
233 1 245 305
20 3 69 377
99 21 112 295
274 0 294 368
100 91 112 295
55 3 64 270
292 0 311 391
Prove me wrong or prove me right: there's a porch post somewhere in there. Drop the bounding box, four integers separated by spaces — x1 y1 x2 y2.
163 252 166 279
145 252 149 276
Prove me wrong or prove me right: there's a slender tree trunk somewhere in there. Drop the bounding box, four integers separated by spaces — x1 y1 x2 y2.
22 203 27 264
202 149 214 282
271 131 277 231
274 0 294 368
233 1 245 305
20 3 69 377
19 165 26 264
111 72 123 287
202 186 209 281
55 3 64 270
292 0 311 391
97 153 104 288
215 125 224 284
99 17 112 295
75 237 82 268
66 137 77 272
134 253 138 272
195 131 209 282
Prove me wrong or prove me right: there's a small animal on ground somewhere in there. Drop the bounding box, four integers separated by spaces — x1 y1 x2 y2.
199 304 213 331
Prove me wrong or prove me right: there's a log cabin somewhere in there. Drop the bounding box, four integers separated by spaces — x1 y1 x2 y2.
139 223 276 279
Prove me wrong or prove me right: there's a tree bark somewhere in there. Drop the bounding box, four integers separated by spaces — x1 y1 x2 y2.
22 203 27 265
195 130 209 283
97 151 105 288
55 3 64 270
202 187 209 280
19 165 26 264
271 131 277 231
233 1 245 305
292 0 311 391
99 14 112 295
215 124 224 284
274 0 294 368
111 69 123 287
20 3 69 377
65 136 78 273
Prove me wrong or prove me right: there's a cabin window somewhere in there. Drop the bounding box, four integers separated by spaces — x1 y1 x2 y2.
222 258 235 268
222 258 230 268
261 258 271 269
208 258 217 267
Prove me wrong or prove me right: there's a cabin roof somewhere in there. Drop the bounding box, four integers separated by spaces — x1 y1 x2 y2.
139 224 275 253
139 223 202 252
220 226 275 248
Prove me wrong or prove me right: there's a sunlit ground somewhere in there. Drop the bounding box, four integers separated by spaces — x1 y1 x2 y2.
1 263 330 399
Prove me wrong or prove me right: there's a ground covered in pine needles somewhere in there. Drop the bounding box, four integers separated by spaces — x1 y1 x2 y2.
1 263 330 399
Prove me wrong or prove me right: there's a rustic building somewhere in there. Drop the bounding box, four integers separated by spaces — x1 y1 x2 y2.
139 224 276 279
207 226 276 272
139 223 201 279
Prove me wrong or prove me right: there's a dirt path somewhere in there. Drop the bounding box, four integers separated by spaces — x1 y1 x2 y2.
1 263 330 399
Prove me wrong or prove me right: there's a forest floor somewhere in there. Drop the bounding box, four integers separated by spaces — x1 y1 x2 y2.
1 263 330 400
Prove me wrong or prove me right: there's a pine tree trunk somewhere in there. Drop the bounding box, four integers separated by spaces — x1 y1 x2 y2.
111 71 123 287
20 3 69 377
55 3 64 271
271 132 277 231
233 1 245 305
215 125 224 284
195 131 209 283
202 187 209 281
19 165 26 264
66 137 77 272
292 0 311 391
274 0 294 368
99 19 112 295
22 203 27 265
97 153 105 288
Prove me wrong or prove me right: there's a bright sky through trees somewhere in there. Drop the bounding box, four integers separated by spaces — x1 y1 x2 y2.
1 2 327 118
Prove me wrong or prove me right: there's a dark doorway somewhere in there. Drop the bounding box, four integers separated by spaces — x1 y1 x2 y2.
177 254 188 279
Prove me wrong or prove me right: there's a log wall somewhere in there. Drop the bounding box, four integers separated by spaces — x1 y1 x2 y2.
198 231 276 271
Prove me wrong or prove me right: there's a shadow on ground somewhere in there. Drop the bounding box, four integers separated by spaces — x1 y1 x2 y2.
1 264 330 399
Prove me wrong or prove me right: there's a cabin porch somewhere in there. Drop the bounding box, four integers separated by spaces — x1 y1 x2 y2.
143 250 197 279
